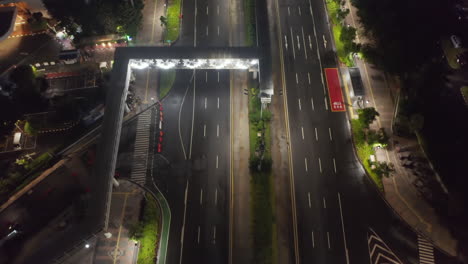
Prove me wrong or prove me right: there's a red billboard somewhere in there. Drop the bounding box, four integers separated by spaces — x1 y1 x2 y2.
324 68 346 112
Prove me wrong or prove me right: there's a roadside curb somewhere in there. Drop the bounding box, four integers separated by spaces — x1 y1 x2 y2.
321 0 456 256
120 178 171 264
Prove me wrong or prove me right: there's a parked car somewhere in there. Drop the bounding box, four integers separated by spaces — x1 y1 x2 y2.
457 53 468 66
451 35 463 48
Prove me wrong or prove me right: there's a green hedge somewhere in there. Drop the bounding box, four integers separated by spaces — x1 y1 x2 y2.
137 195 161 264
351 120 383 190
244 0 256 46
165 0 182 43
248 86 274 263
159 70 176 99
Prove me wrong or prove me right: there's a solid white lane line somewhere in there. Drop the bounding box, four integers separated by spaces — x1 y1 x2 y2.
308 35 312 50
204 124 206 137
298 98 302 110
206 71 208 82
288 6 290 15
329 127 333 141
305 157 308 172
308 72 311 84
216 155 219 168
323 34 327 48
213 226 217 244
311 97 315 111
205 97 207 109
296 73 298 84
194 0 197 47
338 193 350 264
298 6 301 15
327 231 331 249
301 126 304 140
200 188 203 205
217 124 219 138
323 197 326 208
290 27 296 59
301 27 307 59
206 6 209 15
217 97 220 109
215 189 218 205
324 97 328 110
315 127 318 141
217 71 220 82
206 26 209 36
179 181 189 263
318 157 322 173
333 158 337 173
308 192 311 208
312 231 315 248
217 26 220 36
197 226 200 243
321 73 326 94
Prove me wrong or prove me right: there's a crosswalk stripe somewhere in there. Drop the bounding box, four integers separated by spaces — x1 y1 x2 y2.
418 236 435 264
129 108 157 186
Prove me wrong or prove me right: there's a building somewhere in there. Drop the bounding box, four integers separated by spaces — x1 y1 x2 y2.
0 0 49 41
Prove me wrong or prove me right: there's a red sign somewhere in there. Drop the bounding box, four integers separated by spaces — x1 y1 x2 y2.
324 68 346 112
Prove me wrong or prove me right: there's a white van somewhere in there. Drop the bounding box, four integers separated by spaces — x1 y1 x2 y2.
13 132 22 149
451 35 462 48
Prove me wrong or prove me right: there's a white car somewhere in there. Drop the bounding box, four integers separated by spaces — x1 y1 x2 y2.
450 35 462 48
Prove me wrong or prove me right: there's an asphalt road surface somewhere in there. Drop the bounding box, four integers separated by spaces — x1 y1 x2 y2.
119 0 458 262
150 0 234 261
271 0 451 263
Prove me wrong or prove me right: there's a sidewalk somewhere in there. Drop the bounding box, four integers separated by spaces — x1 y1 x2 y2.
342 0 457 256
59 180 145 264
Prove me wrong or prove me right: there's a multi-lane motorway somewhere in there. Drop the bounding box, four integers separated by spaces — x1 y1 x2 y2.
150 0 234 262
133 0 456 263
272 0 451 263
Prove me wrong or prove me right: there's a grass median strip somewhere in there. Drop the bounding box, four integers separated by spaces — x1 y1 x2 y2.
244 0 256 46
165 0 181 43
248 86 275 263
159 70 176 99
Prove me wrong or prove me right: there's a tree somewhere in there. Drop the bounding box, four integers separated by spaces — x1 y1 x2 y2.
24 121 37 136
160 16 167 27
409 113 424 133
357 107 379 128
372 162 394 178
9 65 47 114
340 25 360 54
9 65 38 96
43 0 144 38
351 0 451 75
32 12 43 21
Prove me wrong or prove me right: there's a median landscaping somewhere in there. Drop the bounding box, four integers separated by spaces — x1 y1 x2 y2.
248 86 275 263
244 0 256 46
159 70 176 99
164 0 182 43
